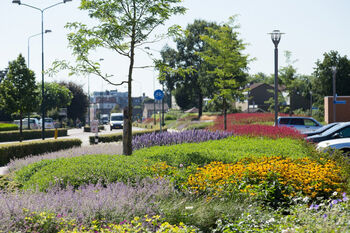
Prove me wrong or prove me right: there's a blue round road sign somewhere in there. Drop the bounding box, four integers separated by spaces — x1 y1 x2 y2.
154 89 164 100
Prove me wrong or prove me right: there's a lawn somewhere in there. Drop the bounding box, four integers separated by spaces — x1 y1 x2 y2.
1 127 350 232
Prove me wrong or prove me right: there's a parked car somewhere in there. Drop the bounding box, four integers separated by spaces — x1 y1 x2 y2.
14 118 40 129
110 113 123 130
277 116 322 133
303 122 339 137
39 117 55 129
316 138 350 155
101 114 109 125
306 122 350 143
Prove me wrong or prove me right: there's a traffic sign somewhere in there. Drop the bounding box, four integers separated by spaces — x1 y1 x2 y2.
91 120 99 133
154 89 164 100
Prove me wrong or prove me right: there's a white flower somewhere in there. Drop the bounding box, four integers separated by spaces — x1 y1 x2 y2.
332 191 338 196
185 206 193 210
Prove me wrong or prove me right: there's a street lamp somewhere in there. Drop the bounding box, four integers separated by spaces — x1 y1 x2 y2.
27 29 52 129
269 30 284 126
13 0 72 140
332 66 337 122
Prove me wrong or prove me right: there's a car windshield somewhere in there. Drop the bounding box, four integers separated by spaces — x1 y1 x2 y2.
311 123 338 134
111 116 123 121
45 119 53 123
319 123 349 136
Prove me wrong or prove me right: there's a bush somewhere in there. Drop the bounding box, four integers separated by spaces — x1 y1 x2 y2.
0 123 18 131
0 128 67 142
0 139 81 166
83 125 104 132
89 128 166 145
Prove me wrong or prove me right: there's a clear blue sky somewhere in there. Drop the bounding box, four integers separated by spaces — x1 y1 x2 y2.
1 0 349 97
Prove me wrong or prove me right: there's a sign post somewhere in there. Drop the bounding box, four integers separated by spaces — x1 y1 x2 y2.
154 89 164 132
91 120 99 144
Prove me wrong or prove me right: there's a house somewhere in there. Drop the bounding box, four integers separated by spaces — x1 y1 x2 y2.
236 83 286 112
143 103 169 119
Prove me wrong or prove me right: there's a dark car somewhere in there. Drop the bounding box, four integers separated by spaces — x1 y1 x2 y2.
306 122 350 143
303 122 339 137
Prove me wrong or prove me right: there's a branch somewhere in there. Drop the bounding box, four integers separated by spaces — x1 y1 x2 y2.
134 65 155 69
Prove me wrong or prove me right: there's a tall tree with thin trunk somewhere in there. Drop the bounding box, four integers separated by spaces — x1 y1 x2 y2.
0 54 38 141
199 17 249 130
52 0 185 155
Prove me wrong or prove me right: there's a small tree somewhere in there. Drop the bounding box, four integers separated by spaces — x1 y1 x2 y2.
52 0 185 155
0 54 38 141
199 17 249 130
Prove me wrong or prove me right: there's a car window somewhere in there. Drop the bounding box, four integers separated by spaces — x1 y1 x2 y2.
111 116 123 121
45 119 53 123
290 118 304 125
279 118 289 124
304 119 317 126
339 127 350 138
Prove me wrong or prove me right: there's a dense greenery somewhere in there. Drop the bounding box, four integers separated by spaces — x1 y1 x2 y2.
0 138 81 166
0 128 67 143
0 123 18 131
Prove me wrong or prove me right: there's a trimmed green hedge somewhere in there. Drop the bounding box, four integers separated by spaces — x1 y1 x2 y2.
0 129 67 142
0 123 18 132
83 125 105 132
89 128 167 145
0 139 82 166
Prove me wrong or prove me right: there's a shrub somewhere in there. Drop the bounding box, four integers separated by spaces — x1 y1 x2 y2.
211 124 304 140
0 128 67 142
89 128 166 145
14 154 153 191
132 130 233 150
185 122 214 130
0 139 81 166
83 125 104 132
0 123 18 131
0 179 174 232
133 136 312 167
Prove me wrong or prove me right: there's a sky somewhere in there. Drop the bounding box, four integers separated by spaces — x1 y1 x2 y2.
1 0 350 98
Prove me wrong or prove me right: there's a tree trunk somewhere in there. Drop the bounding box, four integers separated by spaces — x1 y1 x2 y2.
123 9 136 155
223 98 227 130
198 90 203 120
19 111 23 142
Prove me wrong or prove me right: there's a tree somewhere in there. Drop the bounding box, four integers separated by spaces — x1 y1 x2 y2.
60 82 88 124
110 104 120 113
158 20 220 118
0 54 38 141
53 0 185 155
199 17 249 130
312 51 350 111
38 82 73 115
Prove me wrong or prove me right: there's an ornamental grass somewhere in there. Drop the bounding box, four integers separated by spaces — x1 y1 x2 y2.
186 156 344 199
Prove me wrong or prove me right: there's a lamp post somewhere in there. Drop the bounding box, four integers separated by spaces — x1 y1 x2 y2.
13 0 72 140
27 30 52 129
332 66 337 122
269 30 284 126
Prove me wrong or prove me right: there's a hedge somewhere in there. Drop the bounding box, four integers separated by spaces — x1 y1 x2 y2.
0 139 82 166
0 129 67 142
0 123 18 132
83 125 105 132
89 128 167 145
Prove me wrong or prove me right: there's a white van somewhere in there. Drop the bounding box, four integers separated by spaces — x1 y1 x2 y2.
39 118 55 129
14 118 40 129
110 113 123 130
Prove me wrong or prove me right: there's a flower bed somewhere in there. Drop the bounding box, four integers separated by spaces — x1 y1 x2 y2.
211 124 304 139
132 130 233 150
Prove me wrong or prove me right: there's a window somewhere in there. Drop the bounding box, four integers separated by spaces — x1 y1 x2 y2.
304 119 317 126
290 118 304 125
339 127 350 138
279 118 289 124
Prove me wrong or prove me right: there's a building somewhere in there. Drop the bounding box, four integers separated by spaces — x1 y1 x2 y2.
143 103 169 119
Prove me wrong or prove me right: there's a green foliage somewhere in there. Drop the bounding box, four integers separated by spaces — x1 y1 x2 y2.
312 50 350 111
39 82 73 114
14 154 152 191
60 81 88 123
89 128 166 145
0 138 81 166
133 137 311 167
0 54 38 132
0 129 68 143
185 122 213 130
0 123 18 131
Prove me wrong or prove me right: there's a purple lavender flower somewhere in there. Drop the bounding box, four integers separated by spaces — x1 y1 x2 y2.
132 130 233 150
